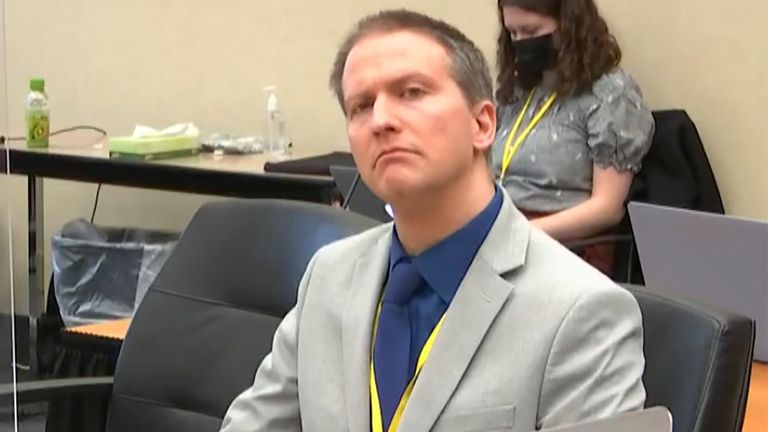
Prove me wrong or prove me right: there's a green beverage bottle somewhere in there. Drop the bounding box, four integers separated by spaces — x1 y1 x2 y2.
26 78 50 148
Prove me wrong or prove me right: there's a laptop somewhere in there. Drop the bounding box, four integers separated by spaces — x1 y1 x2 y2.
628 201 768 361
534 407 672 432
330 165 392 223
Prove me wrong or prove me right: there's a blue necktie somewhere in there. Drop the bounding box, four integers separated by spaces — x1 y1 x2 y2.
373 260 423 431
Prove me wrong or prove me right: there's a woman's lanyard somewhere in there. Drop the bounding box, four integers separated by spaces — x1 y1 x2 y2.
499 90 558 181
370 302 447 432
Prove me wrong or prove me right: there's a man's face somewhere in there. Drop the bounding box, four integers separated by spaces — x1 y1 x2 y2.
341 30 492 204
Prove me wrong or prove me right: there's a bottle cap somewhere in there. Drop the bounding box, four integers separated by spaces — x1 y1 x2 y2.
30 78 45 92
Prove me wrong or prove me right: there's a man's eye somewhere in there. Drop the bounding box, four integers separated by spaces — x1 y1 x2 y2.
349 102 372 118
402 87 425 99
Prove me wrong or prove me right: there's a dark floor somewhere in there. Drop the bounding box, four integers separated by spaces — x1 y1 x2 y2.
0 314 45 431
0 398 46 432
0 367 48 431
0 415 46 432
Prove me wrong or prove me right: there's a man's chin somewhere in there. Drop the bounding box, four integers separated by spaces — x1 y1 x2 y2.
374 176 429 204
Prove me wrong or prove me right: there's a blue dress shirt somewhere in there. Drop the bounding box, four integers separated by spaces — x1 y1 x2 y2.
387 186 503 373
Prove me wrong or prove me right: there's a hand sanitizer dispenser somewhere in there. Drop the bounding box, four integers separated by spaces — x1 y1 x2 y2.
264 85 287 156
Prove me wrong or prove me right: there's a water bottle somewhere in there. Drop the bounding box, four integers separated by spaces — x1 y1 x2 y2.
26 78 50 149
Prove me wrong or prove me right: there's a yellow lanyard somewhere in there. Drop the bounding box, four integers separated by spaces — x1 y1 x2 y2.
370 303 447 432
499 90 558 181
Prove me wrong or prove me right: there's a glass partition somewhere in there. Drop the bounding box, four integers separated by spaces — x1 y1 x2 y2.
2 0 29 428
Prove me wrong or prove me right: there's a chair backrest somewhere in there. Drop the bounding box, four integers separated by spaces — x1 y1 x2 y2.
625 285 755 432
630 110 724 213
105 199 381 432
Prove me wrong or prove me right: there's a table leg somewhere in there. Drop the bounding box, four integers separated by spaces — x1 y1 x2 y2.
27 176 44 373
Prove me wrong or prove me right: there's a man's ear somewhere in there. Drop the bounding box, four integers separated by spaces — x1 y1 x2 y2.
473 100 496 154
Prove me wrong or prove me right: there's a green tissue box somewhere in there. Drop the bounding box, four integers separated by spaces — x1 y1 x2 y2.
109 135 199 161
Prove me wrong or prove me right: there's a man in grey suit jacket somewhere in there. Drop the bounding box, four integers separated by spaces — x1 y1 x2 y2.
221 9 645 432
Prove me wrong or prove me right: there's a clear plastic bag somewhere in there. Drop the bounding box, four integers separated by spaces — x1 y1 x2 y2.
199 133 265 154
52 219 178 327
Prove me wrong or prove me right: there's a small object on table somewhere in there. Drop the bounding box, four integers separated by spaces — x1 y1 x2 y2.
109 122 200 161
199 133 265 154
25 78 51 149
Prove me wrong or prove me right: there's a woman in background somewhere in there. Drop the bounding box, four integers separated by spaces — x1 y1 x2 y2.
493 0 654 274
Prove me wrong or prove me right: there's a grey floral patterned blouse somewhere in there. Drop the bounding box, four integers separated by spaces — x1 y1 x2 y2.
492 68 655 213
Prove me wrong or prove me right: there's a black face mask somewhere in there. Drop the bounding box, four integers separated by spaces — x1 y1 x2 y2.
511 33 558 89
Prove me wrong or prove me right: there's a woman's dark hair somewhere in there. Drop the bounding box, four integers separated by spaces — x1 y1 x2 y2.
496 0 621 103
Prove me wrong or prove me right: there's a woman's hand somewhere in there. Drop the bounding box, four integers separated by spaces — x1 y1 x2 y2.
530 164 633 241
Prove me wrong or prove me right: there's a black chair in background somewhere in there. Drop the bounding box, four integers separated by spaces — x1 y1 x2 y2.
631 110 724 214
626 285 755 432
2 199 379 432
263 151 356 205
263 151 355 176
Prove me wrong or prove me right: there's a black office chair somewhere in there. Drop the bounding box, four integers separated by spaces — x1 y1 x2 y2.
1 199 380 431
625 285 755 432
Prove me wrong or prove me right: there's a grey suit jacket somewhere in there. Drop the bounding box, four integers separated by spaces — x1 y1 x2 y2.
220 193 646 431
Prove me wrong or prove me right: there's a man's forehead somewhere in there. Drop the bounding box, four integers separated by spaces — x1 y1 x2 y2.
342 30 451 88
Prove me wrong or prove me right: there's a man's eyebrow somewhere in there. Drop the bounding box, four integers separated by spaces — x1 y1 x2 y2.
343 71 438 105
344 91 372 109
389 72 434 86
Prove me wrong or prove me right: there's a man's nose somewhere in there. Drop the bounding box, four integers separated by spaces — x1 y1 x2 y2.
371 95 401 136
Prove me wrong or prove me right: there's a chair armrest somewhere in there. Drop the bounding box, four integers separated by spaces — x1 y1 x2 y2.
0 376 113 405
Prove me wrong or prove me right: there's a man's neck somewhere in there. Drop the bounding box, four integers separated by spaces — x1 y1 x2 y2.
392 174 496 256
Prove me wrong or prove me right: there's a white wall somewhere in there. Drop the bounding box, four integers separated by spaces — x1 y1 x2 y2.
0 0 498 314
1 0 766 314
597 0 768 219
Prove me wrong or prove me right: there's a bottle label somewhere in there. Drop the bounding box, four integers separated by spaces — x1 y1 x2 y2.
26 111 50 148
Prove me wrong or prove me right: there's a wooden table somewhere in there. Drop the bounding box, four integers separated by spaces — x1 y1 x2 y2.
744 362 767 432
65 318 132 341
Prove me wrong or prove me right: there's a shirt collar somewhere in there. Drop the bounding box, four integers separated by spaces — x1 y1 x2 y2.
389 186 503 303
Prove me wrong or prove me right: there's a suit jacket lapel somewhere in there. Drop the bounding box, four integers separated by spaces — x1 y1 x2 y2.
397 192 531 432
342 230 391 432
